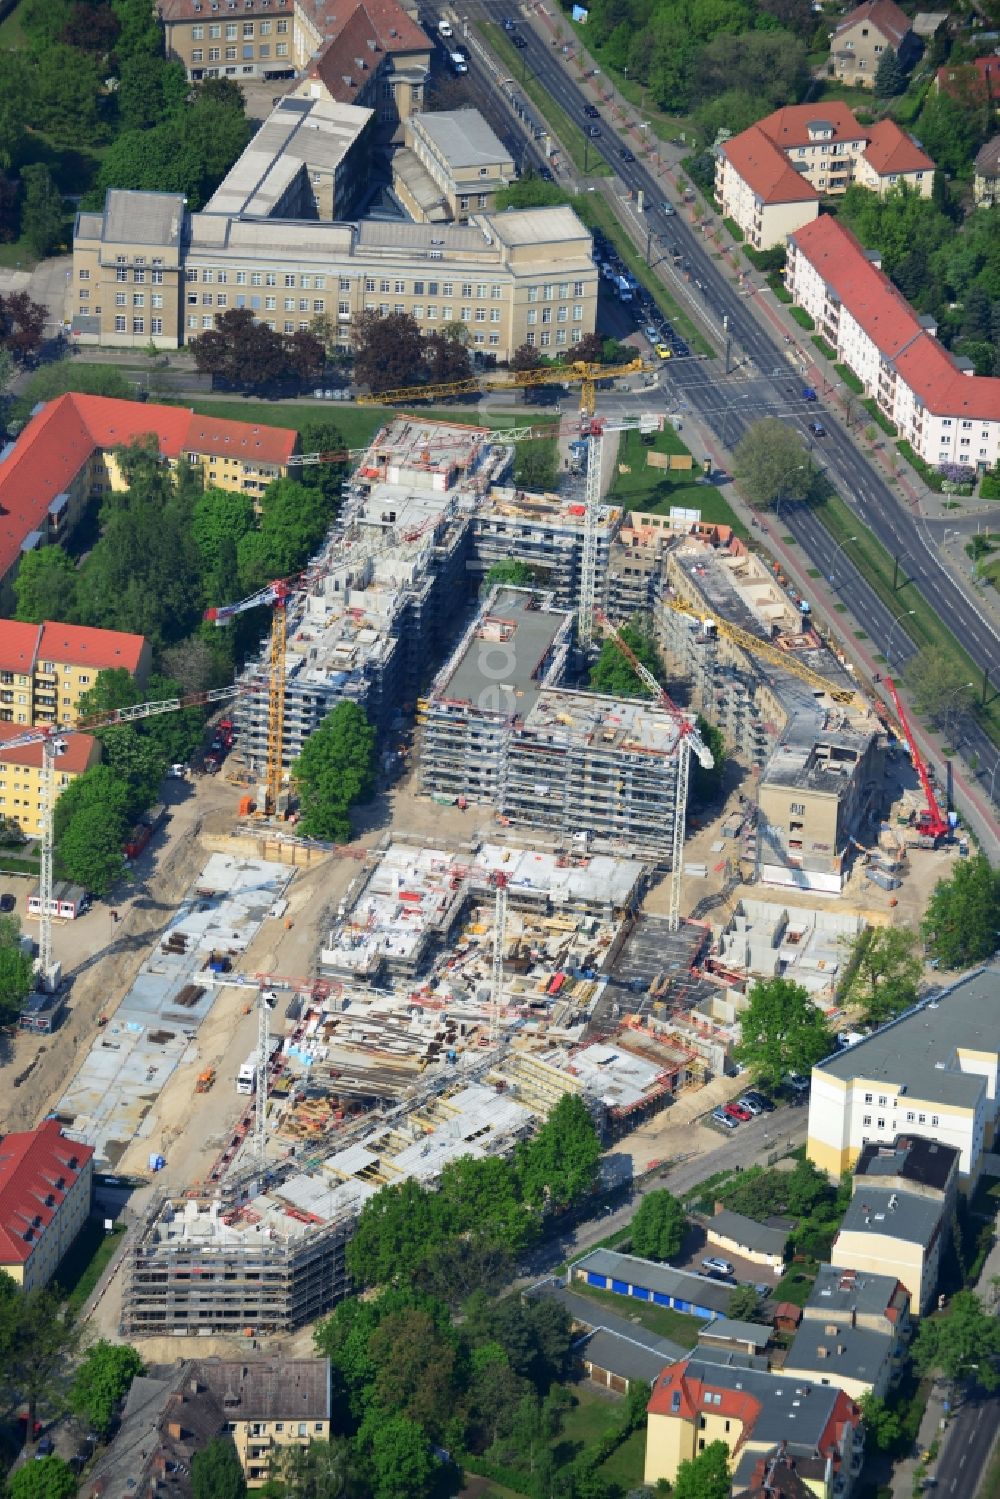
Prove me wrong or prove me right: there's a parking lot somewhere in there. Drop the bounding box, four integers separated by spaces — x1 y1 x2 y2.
669 1219 784 1294
590 224 692 361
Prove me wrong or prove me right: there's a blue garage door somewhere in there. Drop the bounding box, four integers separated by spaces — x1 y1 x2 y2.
611 1279 630 1295
587 1272 608 1288
629 1286 651 1301
652 1292 673 1308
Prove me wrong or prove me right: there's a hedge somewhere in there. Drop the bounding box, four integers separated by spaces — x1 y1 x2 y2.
862 397 897 437
767 271 792 303
835 362 864 394
812 334 836 360
981 470 1000 500
789 305 815 331
722 216 744 242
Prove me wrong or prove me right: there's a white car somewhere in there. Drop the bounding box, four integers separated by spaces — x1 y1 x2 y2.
701 1256 734 1278
738 1095 763 1116
438 18 453 37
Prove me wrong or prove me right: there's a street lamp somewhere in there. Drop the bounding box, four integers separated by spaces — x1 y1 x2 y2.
885 608 916 669
988 757 1000 805
829 534 857 586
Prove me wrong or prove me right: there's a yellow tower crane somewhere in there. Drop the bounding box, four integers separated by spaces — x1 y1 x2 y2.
355 357 651 417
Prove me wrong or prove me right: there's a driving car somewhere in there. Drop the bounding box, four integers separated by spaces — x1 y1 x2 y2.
502 15 515 28
662 203 676 215
620 147 635 161
711 1107 739 1131
802 386 818 401
437 18 453 37
587 123 601 136
654 343 672 360
701 1256 735 1277
539 166 554 180
512 32 527 46
584 104 600 117
808 420 827 436
724 1101 753 1122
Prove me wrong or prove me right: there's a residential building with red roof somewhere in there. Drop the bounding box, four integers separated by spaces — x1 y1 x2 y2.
0 721 100 839
0 392 296 605
786 215 1000 472
828 0 917 89
717 106 933 249
0 620 152 730
935 54 1000 105
644 1356 862 1493
0 1118 94 1291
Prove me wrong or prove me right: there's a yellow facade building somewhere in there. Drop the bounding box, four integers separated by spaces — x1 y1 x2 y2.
193 1359 331 1487
0 1119 94 1291
0 620 151 729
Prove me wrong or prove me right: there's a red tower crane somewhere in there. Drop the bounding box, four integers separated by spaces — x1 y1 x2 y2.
883 676 949 843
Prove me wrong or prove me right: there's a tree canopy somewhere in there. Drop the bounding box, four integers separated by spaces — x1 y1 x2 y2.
192 309 326 394
734 976 833 1088
733 418 812 509
912 1290 1000 1390
629 1189 687 1261
485 560 537 588
352 311 471 395
921 855 1000 970
904 646 975 744
0 913 36 1025
589 618 664 698
192 1436 247 1499
9 1459 77 1499
673 1439 731 1499
843 925 922 1026
516 1093 601 1210
291 702 377 841
70 1340 145 1436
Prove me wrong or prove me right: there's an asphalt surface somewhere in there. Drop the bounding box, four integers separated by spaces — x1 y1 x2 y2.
462 0 1000 815
934 1383 1000 1497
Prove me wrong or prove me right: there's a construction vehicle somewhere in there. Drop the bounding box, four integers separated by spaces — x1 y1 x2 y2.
355 357 652 418
196 1067 216 1093
596 611 714 931
883 676 950 845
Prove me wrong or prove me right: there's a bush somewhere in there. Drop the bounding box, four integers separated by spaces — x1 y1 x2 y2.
768 272 792 303
835 362 864 394
812 335 836 360
862 398 897 437
981 469 1000 500
723 216 744 242
789 306 815 331
744 244 786 273
895 440 944 491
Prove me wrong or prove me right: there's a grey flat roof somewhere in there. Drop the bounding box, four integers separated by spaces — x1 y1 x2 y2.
572 1247 733 1315
488 204 590 245
103 190 185 247
670 1358 842 1451
784 1316 893 1387
839 1186 942 1249
414 108 513 169
707 1210 790 1257
438 587 571 719
698 1317 770 1349
806 1264 905 1319
580 1328 679 1383
529 1279 686 1363
816 967 1000 1108
855 1134 958 1191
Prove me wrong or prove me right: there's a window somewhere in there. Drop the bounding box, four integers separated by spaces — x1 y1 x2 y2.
863 1114 871 1126
115 316 126 333
201 293 213 306
243 20 254 34
527 309 537 325
426 305 437 319
116 267 128 283
203 315 214 328
226 21 237 37
226 45 237 58
412 305 423 319
527 286 538 303
134 293 145 307
276 39 288 53
931 1115 939 1126
192 23 204 37
475 307 486 322
277 17 288 30
544 284 555 301
260 19 271 33
152 268 164 284
876 1117 885 1130
572 304 583 321
209 23 221 37
571 327 582 343
441 282 452 296
441 306 452 320
878 1096 887 1107
490 308 500 323
918 1113 926 1124
152 318 163 335
557 305 567 321
380 278 390 294
491 283 502 299
313 299 324 313
489 333 499 346
116 292 127 307
132 318 144 334
540 331 550 347
78 290 90 302
394 280 406 294
541 307 552 324
394 303 404 315
265 272 276 287
460 305 471 321
265 296 276 310
299 298 309 312
556 329 567 344
526 331 535 345
906 1111 915 1122
365 277 375 293
79 269 90 281
573 280 584 297
251 272 263 287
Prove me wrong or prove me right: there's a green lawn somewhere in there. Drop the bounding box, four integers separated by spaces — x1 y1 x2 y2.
773 1257 820 1308
567 1280 703 1347
177 399 556 446
482 24 611 179
812 488 1000 750
572 193 713 358
598 1427 646 1489
610 427 748 538
52 1220 126 1314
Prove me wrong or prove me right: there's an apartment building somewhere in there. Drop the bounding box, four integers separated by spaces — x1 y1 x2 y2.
974 134 1000 208
73 188 597 359
828 0 916 89
783 1265 911 1399
0 1119 94 1291
194 1359 331 1486
716 104 932 250
0 620 150 728
807 967 1000 1184
0 389 295 604
394 109 516 224
0 725 99 839
159 0 430 128
786 215 1000 472
644 1357 862 1494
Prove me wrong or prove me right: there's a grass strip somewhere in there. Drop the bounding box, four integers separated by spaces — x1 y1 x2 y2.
178 400 557 443
812 490 1000 747
574 194 713 358
566 1279 703 1346
482 23 611 178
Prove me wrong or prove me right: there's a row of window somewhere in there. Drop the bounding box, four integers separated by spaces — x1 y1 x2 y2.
862 1111 940 1127
188 18 289 37
940 419 992 434
115 318 164 335
191 42 288 59
187 269 332 288
111 268 165 283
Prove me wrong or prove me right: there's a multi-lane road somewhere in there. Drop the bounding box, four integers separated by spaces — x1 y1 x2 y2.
461 0 1000 823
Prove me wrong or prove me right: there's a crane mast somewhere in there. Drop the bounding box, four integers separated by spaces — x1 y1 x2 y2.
489 871 508 1045
883 676 949 842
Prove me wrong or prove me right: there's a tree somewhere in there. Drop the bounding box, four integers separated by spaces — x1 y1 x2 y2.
495 178 572 211
353 311 427 395
414 1234 516 1308
117 54 188 132
516 1093 601 1210
438 1154 535 1254
0 1279 79 1440
511 342 541 373
589 618 664 698
14 547 79 624
29 45 103 145
192 308 291 393
0 924 35 1025
858 1391 902 1452
361 1414 436 1499
0 290 49 365
192 1436 247 1499
513 440 557 492
268 1439 356 1499
236 478 331 593
921 854 1000 970
673 1439 730 1499
9 1459 77 1499
292 701 377 841
629 1189 686 1261
734 976 833 1088
912 1290 1000 1391
285 328 327 388
733 418 812 509
726 1284 761 1321
346 1178 445 1289
17 165 65 261
915 88 989 179
905 646 974 744
691 716 725 806
368 1307 461 1439
70 1340 145 1437
875 46 906 96
485 560 536 588
426 329 472 384
62 0 121 54
844 925 922 1026
56 803 128 895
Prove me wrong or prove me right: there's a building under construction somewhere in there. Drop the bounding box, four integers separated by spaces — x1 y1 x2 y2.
418 586 691 859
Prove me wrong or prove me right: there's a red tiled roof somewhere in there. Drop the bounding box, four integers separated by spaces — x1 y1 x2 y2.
757 102 868 151
862 119 934 176
0 622 42 675
936 56 1000 101
790 215 1000 422
307 0 428 101
833 0 911 48
0 721 97 773
647 1363 763 1428
0 1119 93 1266
37 622 148 674
721 127 819 206
0 394 297 584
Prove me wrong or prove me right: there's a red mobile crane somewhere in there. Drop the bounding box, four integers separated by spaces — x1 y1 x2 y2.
883 676 949 844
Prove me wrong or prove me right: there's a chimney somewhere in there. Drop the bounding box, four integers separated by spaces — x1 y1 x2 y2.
189 1378 202 1395
167 1421 183 1440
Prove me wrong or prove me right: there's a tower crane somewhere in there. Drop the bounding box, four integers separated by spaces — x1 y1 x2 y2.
355 356 651 418
488 870 508 1045
882 676 949 844
596 612 714 932
3 685 242 992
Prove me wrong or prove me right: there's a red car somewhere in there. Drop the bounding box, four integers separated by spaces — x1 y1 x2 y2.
724 1102 752 1122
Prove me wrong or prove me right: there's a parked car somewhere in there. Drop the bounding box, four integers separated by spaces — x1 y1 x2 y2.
786 1073 811 1095
35 1438 55 1460
743 1090 775 1113
738 1095 763 1116
808 420 827 436
437 18 453 36
701 1256 735 1277
0 894 15 913
584 104 600 117
539 166 554 180
724 1101 753 1122
711 1107 739 1131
